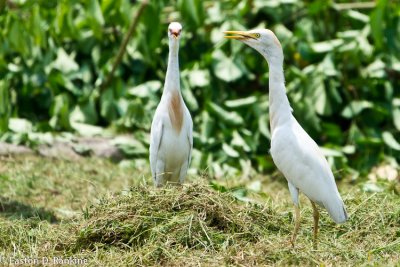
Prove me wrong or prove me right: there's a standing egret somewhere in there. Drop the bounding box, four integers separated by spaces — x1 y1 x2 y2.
150 22 193 187
224 29 348 249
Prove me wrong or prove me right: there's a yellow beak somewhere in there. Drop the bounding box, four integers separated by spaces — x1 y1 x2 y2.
224 31 257 40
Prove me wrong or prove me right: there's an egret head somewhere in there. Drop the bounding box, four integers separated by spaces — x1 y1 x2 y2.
168 22 182 40
224 29 283 64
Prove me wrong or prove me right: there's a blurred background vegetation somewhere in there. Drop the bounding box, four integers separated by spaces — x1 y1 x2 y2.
0 0 399 181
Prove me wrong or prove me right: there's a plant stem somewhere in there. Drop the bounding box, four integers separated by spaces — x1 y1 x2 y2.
99 0 148 93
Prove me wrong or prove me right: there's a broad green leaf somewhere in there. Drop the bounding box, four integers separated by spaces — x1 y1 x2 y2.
9 20 29 55
30 5 46 47
314 83 327 116
213 50 242 82
254 0 279 8
342 145 356 154
101 89 117 122
89 0 104 25
208 103 244 126
362 59 386 78
200 111 214 141
188 69 210 88
69 99 98 125
101 0 117 15
181 78 199 111
320 147 344 157
9 118 32 133
391 58 400 72
309 74 330 116
178 0 203 27
337 30 360 39
140 3 162 51
274 24 293 41
207 2 222 23
357 34 373 57
222 143 239 158
341 100 374 119
393 108 400 131
382 131 400 151
258 114 270 139
393 98 400 107
311 39 344 53
370 0 387 49
71 122 104 137
232 131 250 152
128 81 162 98
225 96 257 108
7 63 20 73
318 55 338 77
345 10 369 23
120 99 151 129
53 48 79 73
50 94 71 130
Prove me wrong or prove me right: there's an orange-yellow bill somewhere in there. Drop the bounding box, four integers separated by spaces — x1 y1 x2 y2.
224 31 256 40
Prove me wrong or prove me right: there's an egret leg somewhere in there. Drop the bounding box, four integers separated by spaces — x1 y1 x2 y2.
167 166 182 186
310 200 319 250
290 205 301 247
178 162 188 184
155 160 166 187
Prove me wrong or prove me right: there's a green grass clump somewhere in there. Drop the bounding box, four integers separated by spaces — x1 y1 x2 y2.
73 183 288 264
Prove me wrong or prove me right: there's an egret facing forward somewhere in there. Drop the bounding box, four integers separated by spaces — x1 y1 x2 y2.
150 22 193 187
224 29 348 249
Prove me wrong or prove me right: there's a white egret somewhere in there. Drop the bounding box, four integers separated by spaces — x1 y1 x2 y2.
224 29 348 249
150 22 193 187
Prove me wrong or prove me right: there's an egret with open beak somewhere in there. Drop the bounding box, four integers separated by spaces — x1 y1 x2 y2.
149 22 193 187
224 29 348 249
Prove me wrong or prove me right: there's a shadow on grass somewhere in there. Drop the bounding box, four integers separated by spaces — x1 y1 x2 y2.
0 197 58 223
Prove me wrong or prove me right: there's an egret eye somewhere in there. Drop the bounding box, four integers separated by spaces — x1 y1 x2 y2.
254 33 261 38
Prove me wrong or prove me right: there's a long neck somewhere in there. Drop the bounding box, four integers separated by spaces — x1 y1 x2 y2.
265 56 292 132
163 41 180 95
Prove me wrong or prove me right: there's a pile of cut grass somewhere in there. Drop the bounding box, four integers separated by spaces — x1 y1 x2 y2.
72 183 289 265
69 182 400 266
1 156 400 266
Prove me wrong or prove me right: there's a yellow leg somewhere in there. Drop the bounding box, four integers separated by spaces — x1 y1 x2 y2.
310 200 319 250
290 205 301 248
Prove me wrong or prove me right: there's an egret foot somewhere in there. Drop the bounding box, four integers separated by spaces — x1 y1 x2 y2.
290 205 301 247
310 200 319 250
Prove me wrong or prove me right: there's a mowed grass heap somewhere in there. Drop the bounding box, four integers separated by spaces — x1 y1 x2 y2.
73 183 285 263
0 156 399 266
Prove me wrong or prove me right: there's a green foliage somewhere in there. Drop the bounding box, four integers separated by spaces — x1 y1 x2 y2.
0 0 399 177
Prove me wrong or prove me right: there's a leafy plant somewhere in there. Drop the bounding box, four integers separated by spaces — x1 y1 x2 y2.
0 0 399 179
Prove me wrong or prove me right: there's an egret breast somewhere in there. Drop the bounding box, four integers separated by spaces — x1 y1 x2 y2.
168 90 183 133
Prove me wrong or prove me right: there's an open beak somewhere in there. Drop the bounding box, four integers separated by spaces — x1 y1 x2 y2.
170 30 180 39
224 31 257 40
